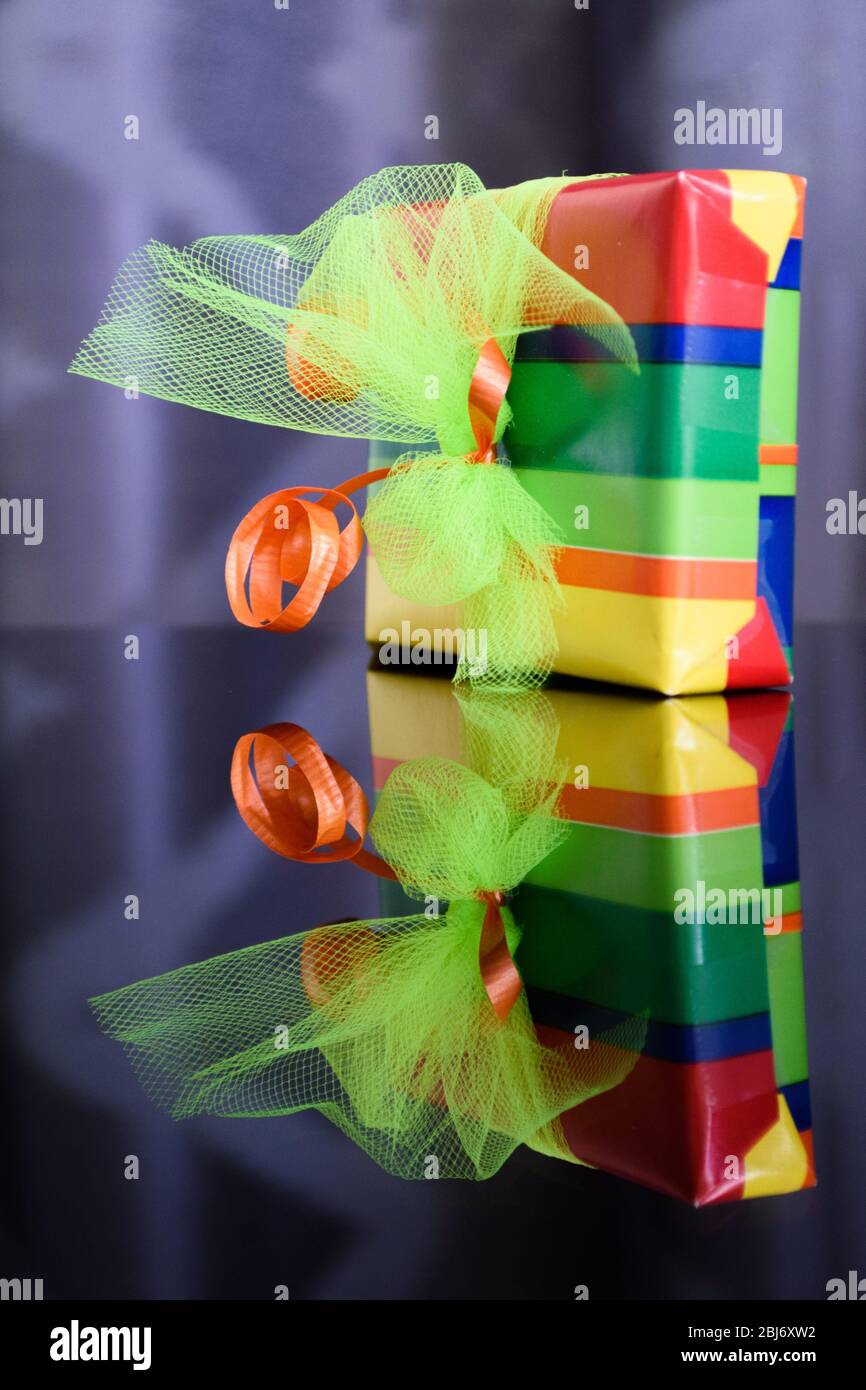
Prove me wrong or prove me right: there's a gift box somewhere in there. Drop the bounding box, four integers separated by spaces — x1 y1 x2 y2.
367 669 814 1204
365 170 805 695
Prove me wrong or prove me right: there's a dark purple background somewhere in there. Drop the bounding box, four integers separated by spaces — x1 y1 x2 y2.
1 0 865 1299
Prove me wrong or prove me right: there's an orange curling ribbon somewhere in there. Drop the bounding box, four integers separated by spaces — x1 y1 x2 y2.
477 890 522 1022
226 340 512 629
230 722 396 878
225 471 390 632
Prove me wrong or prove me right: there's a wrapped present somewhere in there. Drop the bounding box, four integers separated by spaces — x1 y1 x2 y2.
368 669 814 1204
70 163 804 694
71 164 637 692
365 170 805 694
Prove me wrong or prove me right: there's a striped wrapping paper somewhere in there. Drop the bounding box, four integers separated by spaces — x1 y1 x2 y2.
367 669 814 1205
365 170 805 695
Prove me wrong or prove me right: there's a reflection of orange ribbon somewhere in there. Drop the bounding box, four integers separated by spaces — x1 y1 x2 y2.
299 922 380 1012
231 720 523 1021
225 337 512 629
231 723 395 878
477 890 522 1021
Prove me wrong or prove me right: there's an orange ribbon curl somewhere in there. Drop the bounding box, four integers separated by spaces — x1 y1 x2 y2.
225 338 512 630
225 472 390 632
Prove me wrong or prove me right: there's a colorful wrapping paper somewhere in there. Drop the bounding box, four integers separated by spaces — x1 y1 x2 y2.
365 170 805 695
367 669 814 1205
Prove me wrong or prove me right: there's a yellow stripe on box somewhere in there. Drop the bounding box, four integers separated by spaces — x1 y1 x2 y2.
365 556 463 648
366 556 756 697
366 669 464 764
555 585 755 695
547 690 756 796
367 667 759 806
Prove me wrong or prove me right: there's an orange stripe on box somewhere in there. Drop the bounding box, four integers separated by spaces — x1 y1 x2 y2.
800 1129 816 1189
789 177 806 238
377 759 767 837
555 547 757 601
780 910 803 935
557 784 759 835
759 444 798 466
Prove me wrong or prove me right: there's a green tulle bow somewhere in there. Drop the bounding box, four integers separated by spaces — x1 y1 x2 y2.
70 164 635 689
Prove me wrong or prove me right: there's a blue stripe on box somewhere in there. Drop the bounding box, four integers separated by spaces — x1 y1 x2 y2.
771 238 802 291
515 323 763 367
757 493 795 650
526 985 773 1063
759 724 800 888
779 1079 812 1131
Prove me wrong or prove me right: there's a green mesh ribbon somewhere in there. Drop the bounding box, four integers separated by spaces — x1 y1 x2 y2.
70 164 635 689
91 691 643 1179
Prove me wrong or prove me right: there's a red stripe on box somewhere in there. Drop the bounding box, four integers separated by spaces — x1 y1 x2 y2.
726 596 791 688
725 690 791 786
543 171 770 328
555 546 757 600
535 1029 780 1206
372 755 402 790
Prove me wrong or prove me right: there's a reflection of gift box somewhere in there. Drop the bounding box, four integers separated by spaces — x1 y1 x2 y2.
367 670 814 1205
365 170 805 695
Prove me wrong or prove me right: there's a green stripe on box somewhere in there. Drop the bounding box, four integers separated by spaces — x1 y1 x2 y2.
780 880 801 915
760 462 797 496
516 885 769 1025
766 930 809 1086
506 360 761 481
514 469 759 560
759 289 800 446
525 823 764 912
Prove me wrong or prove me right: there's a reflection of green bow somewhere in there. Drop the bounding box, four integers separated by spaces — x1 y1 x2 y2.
70 164 635 691
91 691 643 1179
